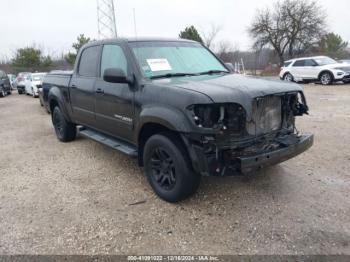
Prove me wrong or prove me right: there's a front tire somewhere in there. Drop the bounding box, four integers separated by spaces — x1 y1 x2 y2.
283 73 294 82
143 133 201 203
52 106 76 142
320 72 333 85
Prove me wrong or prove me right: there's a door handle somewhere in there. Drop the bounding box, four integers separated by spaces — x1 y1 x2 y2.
71 84 77 89
95 88 104 94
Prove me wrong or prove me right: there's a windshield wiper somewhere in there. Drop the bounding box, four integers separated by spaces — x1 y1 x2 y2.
197 70 230 75
150 73 197 79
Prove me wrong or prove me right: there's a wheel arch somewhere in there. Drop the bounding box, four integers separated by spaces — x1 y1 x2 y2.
318 70 334 80
283 71 292 78
137 122 188 167
48 86 72 122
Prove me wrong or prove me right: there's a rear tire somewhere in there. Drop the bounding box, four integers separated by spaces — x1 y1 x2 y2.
52 106 76 142
143 133 201 203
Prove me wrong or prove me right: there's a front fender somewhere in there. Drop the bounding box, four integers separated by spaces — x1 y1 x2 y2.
136 105 193 134
48 86 72 122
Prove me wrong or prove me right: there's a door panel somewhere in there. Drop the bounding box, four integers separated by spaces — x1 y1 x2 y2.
70 45 101 126
291 60 305 80
95 44 134 142
70 76 96 125
303 59 319 79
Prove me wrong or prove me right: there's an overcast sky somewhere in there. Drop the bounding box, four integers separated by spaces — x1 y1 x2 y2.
0 0 349 60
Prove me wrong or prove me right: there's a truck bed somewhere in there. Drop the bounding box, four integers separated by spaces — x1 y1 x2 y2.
44 71 73 88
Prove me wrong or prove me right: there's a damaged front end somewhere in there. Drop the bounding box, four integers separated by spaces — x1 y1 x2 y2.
184 91 314 176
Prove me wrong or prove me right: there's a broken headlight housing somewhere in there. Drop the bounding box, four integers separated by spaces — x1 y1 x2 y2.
187 103 246 135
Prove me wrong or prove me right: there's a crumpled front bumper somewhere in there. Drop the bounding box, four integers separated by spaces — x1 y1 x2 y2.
239 134 314 174
187 133 314 176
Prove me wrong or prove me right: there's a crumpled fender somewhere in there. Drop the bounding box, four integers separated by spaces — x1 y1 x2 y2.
136 105 193 134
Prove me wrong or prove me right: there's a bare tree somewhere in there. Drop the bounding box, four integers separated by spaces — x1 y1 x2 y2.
215 41 241 62
202 23 222 49
248 0 327 65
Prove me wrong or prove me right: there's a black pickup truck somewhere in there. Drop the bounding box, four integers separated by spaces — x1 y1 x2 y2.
44 38 314 202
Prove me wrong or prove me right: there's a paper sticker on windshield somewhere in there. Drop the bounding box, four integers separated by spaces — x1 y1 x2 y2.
147 59 172 72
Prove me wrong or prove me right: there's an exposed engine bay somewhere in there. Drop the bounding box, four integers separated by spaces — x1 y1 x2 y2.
185 91 312 176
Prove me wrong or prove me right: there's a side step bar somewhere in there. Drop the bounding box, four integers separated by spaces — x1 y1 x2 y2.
78 127 138 157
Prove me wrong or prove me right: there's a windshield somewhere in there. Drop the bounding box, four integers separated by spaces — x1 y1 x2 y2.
283 61 292 67
130 41 228 78
314 57 337 66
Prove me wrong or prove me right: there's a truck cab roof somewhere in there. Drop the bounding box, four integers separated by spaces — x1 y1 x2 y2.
83 37 198 48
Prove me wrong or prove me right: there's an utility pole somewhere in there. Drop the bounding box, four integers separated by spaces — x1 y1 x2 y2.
97 0 117 39
133 8 138 38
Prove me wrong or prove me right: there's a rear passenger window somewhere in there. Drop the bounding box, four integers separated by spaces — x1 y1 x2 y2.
305 59 317 66
78 46 100 77
100 45 128 77
293 60 305 67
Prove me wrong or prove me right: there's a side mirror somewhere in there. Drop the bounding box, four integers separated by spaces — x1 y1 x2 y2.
103 68 132 84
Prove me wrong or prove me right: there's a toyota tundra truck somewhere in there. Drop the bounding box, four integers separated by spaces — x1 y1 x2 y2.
44 38 314 202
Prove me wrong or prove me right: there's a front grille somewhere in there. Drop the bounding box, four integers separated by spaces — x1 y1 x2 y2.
247 96 282 136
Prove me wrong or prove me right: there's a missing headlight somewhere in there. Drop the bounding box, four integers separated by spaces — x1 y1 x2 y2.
188 103 246 135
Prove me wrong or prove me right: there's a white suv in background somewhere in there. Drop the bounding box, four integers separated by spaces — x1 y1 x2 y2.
25 73 46 97
280 56 350 85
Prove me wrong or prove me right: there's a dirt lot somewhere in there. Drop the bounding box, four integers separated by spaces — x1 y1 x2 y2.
0 84 349 255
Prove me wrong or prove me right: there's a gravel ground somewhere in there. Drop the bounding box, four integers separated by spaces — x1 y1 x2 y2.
0 85 349 255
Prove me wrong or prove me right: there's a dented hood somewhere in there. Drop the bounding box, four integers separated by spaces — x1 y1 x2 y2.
153 74 304 120
172 74 303 102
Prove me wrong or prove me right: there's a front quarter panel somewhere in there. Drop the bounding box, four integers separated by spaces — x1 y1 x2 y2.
134 82 213 142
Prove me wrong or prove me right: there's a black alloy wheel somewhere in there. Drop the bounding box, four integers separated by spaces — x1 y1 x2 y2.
52 106 76 142
150 147 177 191
143 133 201 203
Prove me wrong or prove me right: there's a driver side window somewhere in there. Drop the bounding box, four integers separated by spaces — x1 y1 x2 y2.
100 45 128 78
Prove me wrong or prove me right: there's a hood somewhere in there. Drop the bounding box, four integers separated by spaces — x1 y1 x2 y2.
152 74 304 120
153 74 303 110
323 63 350 71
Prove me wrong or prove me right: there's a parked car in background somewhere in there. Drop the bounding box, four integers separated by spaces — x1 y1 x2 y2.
0 70 11 97
7 74 16 89
25 73 46 97
16 72 31 94
280 56 350 85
